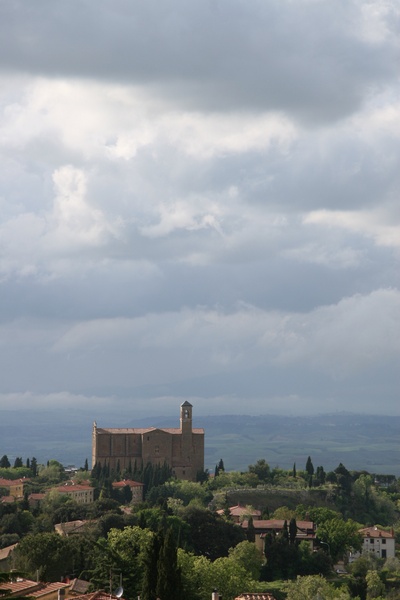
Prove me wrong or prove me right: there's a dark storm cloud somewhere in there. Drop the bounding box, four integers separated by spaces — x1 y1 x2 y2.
0 1 397 122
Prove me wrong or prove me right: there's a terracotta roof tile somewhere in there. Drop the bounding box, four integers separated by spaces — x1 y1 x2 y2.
112 480 144 488
28 582 70 597
359 526 394 538
0 543 18 561
236 594 276 600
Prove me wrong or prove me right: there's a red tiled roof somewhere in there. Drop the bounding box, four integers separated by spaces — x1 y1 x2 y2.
242 519 314 530
0 543 18 561
359 526 394 539
71 592 125 600
0 579 70 598
97 427 204 434
0 579 41 595
112 480 144 488
56 484 93 492
54 520 89 535
29 493 46 500
217 505 262 517
236 594 276 600
0 478 29 486
28 582 70 598
0 496 15 504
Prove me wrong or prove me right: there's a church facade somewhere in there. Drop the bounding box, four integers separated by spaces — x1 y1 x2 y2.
92 401 204 481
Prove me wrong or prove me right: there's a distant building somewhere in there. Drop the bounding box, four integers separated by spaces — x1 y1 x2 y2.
0 579 70 600
112 480 144 503
216 504 262 523
92 401 204 481
54 483 94 504
0 478 28 499
28 492 46 508
349 526 396 561
54 520 90 536
241 519 316 554
0 543 18 570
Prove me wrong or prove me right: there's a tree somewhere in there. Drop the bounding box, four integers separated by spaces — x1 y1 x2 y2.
0 456 10 468
13 532 73 581
141 530 163 600
284 574 352 600
13 457 23 468
30 457 38 477
105 526 154 599
289 517 297 544
305 456 314 476
248 459 271 482
316 517 362 562
228 540 263 581
84 458 89 471
247 516 255 543
156 528 182 600
181 506 245 560
365 570 385 599
292 462 297 478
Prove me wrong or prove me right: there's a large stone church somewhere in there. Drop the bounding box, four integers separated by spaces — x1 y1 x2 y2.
92 401 204 481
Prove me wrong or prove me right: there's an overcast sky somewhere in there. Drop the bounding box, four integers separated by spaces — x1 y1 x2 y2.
0 0 399 419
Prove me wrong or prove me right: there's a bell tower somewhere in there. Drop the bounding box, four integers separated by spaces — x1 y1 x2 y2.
180 401 193 434
180 401 193 471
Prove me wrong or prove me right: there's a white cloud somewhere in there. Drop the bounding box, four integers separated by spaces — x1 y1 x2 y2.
304 209 400 248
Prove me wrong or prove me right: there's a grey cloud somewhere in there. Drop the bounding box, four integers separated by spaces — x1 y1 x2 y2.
0 1 397 122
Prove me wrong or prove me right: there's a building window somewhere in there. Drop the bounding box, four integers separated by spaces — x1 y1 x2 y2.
370 539 374 544
382 539 386 544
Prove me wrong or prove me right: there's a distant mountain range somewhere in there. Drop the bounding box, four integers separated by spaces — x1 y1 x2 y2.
1 409 399 475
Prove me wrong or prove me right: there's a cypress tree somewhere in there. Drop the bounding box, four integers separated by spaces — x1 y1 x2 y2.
156 528 182 600
305 456 314 476
141 530 163 600
247 516 256 543
289 518 297 544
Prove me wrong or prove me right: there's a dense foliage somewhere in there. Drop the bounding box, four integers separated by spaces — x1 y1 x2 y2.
0 453 399 599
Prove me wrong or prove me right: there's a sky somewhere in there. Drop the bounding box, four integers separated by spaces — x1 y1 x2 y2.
0 0 399 419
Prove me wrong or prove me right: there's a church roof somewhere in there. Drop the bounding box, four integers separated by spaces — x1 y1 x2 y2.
96 427 204 434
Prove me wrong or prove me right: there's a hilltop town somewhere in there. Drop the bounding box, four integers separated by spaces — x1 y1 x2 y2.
0 403 400 600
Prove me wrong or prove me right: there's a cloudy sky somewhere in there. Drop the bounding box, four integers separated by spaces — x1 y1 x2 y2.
0 0 399 419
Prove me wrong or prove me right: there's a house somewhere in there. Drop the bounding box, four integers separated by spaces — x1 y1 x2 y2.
0 543 18 570
216 504 262 523
92 401 204 481
0 478 28 499
54 483 94 504
28 492 46 508
27 582 71 600
349 526 396 561
0 579 70 600
241 519 316 554
68 591 126 600
112 480 144 504
54 520 91 536
0 496 15 505
66 579 91 596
